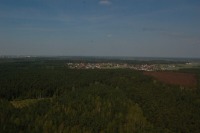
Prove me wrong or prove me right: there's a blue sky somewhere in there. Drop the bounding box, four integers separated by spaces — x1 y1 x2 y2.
0 0 200 57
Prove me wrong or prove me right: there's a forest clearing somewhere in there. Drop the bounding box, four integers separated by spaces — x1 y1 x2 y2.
143 71 197 88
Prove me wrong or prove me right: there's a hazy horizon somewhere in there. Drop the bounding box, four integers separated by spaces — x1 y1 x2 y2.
0 0 200 58
1 55 200 60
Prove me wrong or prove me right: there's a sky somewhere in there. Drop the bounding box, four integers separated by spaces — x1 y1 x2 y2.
0 0 200 58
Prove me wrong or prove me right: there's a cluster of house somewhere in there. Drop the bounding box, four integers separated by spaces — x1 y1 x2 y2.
66 63 176 71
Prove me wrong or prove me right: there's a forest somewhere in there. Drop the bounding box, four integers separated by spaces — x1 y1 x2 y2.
0 58 200 133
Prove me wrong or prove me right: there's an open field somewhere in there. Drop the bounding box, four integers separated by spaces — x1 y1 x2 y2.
144 71 197 88
10 98 51 108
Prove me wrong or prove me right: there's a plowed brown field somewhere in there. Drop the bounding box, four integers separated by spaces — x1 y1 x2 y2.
144 71 197 87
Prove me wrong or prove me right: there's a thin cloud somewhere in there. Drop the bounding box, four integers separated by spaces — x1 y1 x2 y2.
99 0 111 6
107 34 112 38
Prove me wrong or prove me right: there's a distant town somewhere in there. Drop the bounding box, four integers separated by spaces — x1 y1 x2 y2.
66 62 179 71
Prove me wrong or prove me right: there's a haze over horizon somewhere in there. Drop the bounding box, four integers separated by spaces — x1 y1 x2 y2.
0 0 200 58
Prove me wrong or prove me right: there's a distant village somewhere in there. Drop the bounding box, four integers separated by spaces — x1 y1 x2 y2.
66 63 177 71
